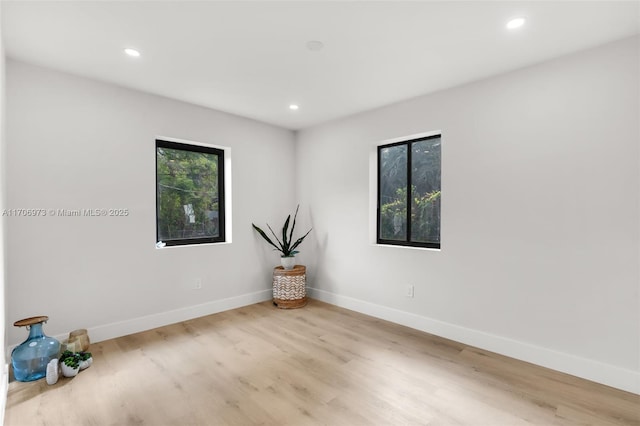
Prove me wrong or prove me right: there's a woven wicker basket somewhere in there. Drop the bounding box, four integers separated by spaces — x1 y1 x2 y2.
273 265 307 309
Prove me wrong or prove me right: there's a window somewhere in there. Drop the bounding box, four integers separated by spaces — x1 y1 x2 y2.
377 134 441 249
156 139 225 246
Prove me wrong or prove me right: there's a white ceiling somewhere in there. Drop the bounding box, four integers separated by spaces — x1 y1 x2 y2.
2 1 639 130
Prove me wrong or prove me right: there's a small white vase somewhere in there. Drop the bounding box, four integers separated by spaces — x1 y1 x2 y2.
79 357 93 370
61 362 79 378
281 256 296 270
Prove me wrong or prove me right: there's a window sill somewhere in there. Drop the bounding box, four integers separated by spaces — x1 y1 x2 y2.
373 243 441 252
155 241 231 250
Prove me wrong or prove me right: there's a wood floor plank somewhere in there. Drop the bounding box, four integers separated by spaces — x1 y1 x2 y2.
5 299 639 426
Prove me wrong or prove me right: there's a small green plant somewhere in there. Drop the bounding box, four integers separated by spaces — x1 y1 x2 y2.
60 350 91 368
252 205 312 258
63 356 79 369
78 351 92 361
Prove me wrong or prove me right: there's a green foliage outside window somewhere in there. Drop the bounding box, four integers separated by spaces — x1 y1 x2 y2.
380 186 441 243
378 135 441 247
156 141 224 244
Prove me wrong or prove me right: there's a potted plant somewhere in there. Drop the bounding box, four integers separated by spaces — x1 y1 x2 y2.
60 352 80 377
78 351 93 370
252 205 312 269
59 350 92 377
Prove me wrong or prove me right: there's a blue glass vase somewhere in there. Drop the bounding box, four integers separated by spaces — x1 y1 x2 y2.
12 316 61 382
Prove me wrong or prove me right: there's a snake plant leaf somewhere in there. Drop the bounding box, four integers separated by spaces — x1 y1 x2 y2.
289 228 312 252
252 223 281 252
282 214 291 252
289 205 300 247
266 223 284 250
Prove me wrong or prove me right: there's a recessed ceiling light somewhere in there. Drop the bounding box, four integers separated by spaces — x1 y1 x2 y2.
306 41 324 52
124 48 141 57
289 104 299 111
506 17 526 30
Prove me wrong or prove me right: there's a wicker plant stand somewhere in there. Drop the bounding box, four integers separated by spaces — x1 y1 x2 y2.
273 265 307 309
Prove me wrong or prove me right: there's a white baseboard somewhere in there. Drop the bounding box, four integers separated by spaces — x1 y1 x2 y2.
5 289 272 356
308 287 640 395
84 289 272 344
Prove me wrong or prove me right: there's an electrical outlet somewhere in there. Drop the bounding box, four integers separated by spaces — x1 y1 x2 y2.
194 278 202 290
406 285 414 298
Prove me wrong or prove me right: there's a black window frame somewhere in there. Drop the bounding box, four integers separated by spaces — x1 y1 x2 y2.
377 134 441 249
156 139 225 247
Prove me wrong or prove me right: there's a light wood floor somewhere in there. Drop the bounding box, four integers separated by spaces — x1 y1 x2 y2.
5 299 639 426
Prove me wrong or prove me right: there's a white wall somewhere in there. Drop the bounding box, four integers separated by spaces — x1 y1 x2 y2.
4 35 638 395
5 60 296 347
296 36 639 393
0 6 8 421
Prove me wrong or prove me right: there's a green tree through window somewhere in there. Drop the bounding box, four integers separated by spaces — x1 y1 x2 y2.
156 140 225 246
378 135 441 249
